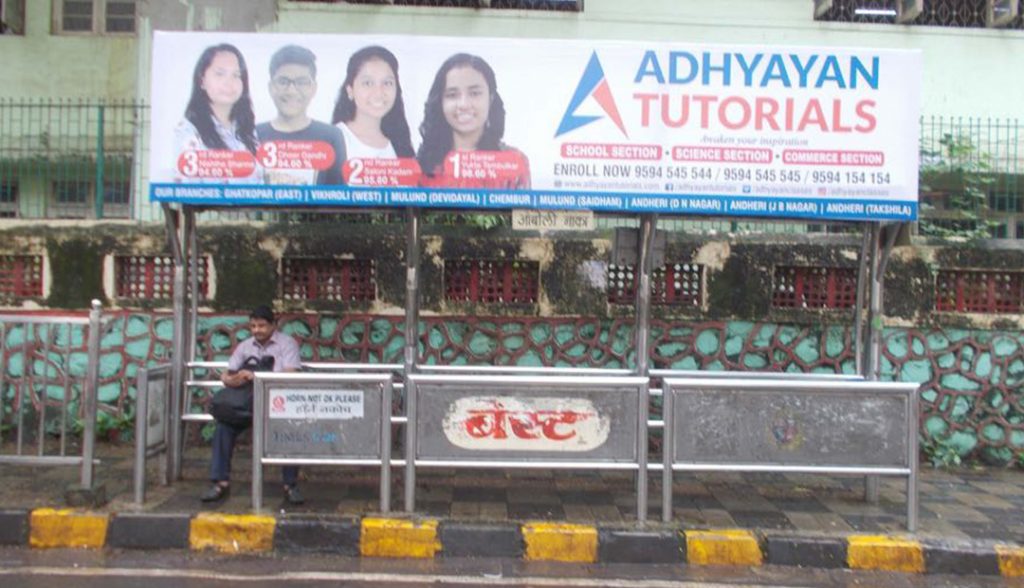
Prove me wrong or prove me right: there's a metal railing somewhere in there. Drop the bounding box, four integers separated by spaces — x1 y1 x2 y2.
0 99 149 220
0 300 104 488
0 98 1021 234
134 361 917 528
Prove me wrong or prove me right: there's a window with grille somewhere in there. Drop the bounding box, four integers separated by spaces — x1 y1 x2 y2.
54 180 89 204
0 180 17 218
289 0 582 10
104 0 134 32
281 258 376 302
115 255 209 300
815 0 1022 29
772 266 857 309
1 0 25 34
935 270 1024 313
52 180 92 218
0 255 43 297
55 0 135 34
102 180 131 218
607 263 704 306
445 259 539 304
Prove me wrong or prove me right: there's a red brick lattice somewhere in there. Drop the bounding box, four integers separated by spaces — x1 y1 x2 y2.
444 260 538 304
0 255 43 297
115 255 209 300
608 263 704 306
281 258 376 302
772 266 857 309
607 264 636 305
935 270 1024 313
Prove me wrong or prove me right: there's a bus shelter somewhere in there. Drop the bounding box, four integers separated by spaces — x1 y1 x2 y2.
142 31 923 526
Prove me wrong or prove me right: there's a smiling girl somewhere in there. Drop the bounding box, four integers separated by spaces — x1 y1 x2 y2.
417 53 530 190
174 44 262 183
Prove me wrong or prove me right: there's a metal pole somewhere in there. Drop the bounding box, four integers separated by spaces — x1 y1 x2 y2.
37 325 49 457
633 214 656 524
661 381 673 523
252 377 264 512
868 224 884 383
16 322 27 455
0 324 6 447
81 299 102 489
187 210 199 363
94 104 105 220
381 380 392 513
853 228 871 374
165 205 187 480
131 17 150 220
60 324 71 456
403 208 420 513
864 223 884 502
134 367 150 506
907 380 919 531
866 223 903 504
634 214 657 376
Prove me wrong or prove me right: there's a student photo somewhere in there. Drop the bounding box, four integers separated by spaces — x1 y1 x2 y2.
417 53 531 190
331 45 415 161
256 45 346 185
173 43 263 183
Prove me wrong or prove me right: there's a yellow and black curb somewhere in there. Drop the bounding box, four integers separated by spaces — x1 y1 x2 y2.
2 507 1021 577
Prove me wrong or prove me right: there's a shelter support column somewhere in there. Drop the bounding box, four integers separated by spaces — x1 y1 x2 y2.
863 222 902 503
187 211 200 363
165 204 192 481
403 208 421 513
633 213 656 524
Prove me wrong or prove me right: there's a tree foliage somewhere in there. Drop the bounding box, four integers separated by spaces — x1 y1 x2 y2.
918 133 997 240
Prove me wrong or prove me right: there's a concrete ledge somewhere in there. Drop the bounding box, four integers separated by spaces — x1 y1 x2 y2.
995 545 1024 577
274 516 360 555
685 529 763 567
360 517 440 558
0 509 29 546
597 528 684 563
189 513 275 554
766 535 846 569
923 539 1000 576
439 522 522 558
29 508 108 549
107 513 191 550
522 522 597 563
847 535 924 574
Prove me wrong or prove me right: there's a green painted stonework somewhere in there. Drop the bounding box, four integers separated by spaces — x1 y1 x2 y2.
2 311 1024 466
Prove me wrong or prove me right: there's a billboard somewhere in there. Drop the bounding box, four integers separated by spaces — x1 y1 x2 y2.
148 32 922 221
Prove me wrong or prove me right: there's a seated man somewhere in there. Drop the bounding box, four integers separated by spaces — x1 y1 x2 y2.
201 305 304 504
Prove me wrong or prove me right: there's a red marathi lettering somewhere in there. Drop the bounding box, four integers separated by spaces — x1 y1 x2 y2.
462 402 593 442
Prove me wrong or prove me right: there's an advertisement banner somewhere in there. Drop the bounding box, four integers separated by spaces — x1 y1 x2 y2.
149 32 922 221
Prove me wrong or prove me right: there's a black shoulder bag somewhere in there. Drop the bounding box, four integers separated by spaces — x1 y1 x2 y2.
210 355 275 427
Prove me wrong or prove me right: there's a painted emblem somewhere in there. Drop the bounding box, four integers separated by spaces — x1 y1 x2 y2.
770 410 803 450
443 396 610 451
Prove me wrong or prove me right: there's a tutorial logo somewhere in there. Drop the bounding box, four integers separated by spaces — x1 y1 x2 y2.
555 52 628 139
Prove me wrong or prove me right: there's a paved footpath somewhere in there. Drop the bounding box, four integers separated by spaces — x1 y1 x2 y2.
3 441 1024 578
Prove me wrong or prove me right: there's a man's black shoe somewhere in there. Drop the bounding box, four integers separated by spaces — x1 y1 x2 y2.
200 483 230 503
283 485 305 505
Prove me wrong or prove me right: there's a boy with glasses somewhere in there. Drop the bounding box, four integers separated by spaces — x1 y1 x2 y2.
257 45 346 185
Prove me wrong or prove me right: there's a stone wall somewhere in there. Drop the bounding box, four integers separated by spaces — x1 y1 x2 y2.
0 222 1022 462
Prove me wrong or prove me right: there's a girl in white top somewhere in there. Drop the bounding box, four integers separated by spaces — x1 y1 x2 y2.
331 46 415 161
337 120 397 160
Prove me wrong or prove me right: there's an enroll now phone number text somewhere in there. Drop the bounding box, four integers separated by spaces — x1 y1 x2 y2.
722 169 890 184
640 166 892 186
